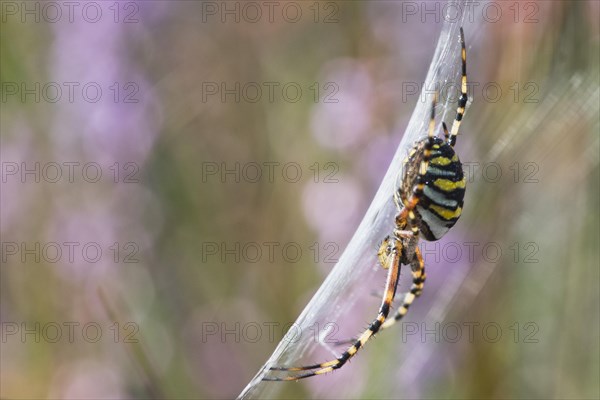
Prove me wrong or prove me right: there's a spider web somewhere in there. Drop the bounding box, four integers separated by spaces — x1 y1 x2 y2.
238 3 478 399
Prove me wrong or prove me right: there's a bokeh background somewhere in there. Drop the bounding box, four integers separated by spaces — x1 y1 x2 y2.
1 1 598 399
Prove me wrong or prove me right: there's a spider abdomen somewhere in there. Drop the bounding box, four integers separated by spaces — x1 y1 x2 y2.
400 137 466 241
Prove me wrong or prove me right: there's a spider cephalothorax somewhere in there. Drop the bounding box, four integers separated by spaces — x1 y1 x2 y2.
265 27 469 382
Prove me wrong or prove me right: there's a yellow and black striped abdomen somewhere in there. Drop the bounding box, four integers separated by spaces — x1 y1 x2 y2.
401 137 466 241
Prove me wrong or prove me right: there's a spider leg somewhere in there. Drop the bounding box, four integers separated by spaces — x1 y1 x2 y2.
442 122 450 142
449 27 467 147
380 247 425 330
334 247 425 346
264 237 402 381
428 91 437 138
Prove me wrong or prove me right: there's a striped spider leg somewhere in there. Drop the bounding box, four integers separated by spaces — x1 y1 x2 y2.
263 234 402 381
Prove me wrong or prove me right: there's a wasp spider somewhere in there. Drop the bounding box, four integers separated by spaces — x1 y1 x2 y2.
264 27 468 381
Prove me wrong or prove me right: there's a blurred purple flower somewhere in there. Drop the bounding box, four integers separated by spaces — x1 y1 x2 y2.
310 59 375 151
301 177 364 245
